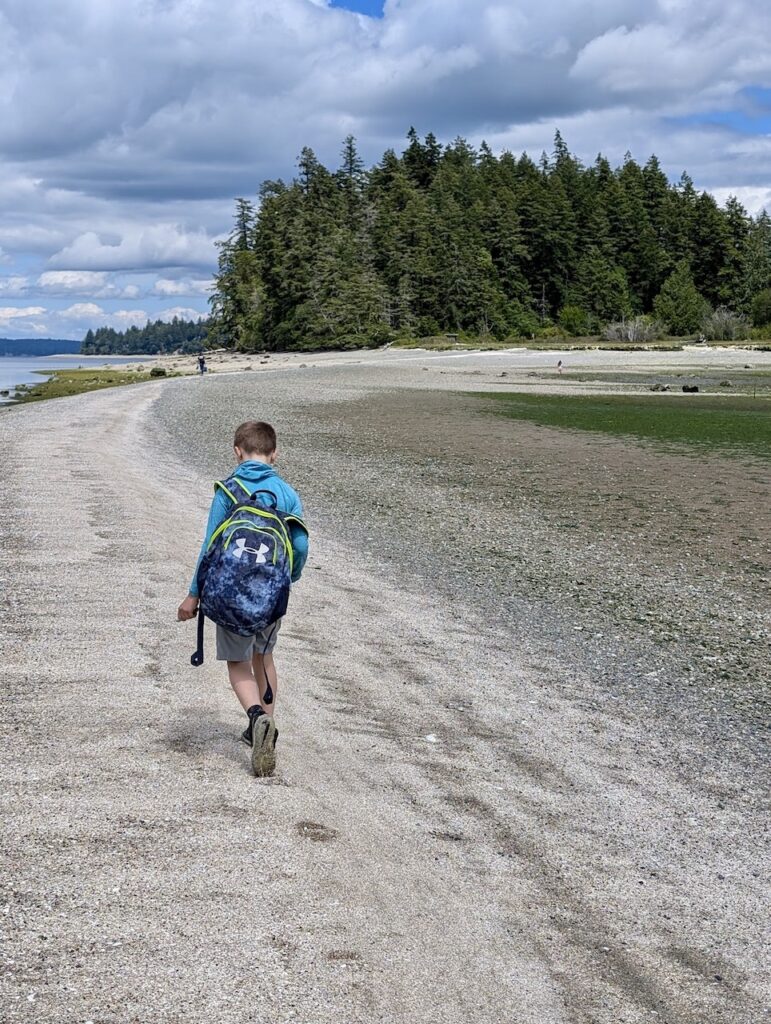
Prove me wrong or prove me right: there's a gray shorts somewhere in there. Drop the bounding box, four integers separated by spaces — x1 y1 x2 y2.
215 618 283 662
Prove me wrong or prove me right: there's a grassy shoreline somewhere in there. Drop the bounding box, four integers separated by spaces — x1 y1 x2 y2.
9 368 174 404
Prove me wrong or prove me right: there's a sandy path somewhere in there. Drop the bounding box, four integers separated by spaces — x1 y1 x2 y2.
1 377 767 1023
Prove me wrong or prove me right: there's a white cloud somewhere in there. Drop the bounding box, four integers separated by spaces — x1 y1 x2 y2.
37 270 109 292
157 306 207 321
0 305 45 319
35 269 146 299
152 277 213 297
0 305 47 333
109 309 154 327
0 275 29 297
60 302 105 320
48 225 218 271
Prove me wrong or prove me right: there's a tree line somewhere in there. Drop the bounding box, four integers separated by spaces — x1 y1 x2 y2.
81 317 209 355
209 130 771 349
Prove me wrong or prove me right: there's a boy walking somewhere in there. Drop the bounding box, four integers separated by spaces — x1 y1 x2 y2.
178 421 308 776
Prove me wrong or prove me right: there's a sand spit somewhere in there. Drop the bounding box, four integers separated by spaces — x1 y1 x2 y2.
117 341 771 393
1 351 768 1023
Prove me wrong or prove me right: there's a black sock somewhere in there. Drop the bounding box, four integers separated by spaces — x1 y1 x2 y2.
247 704 264 719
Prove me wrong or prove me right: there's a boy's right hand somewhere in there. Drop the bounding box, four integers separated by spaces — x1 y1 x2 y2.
177 595 199 621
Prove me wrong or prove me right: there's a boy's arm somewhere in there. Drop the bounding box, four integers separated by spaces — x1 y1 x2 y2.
288 491 309 583
290 521 309 583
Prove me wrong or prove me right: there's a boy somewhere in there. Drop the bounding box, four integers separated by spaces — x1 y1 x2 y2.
177 420 308 776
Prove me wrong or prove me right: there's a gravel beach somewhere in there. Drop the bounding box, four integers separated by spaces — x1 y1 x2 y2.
1 348 768 1023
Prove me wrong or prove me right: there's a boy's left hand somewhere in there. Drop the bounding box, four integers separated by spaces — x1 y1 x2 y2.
177 595 199 621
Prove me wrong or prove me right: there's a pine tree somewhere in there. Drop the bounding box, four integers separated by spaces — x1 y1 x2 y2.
720 196 750 309
403 128 442 189
209 198 261 349
567 248 631 323
337 135 366 225
742 211 771 309
616 154 665 309
653 261 710 335
689 192 733 307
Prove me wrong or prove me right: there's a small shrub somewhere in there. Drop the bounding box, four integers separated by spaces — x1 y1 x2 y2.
603 315 665 343
506 304 541 338
416 316 441 336
558 305 592 336
149 366 167 377
701 306 750 342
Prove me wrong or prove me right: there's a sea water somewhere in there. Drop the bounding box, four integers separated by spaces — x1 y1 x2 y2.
0 355 148 400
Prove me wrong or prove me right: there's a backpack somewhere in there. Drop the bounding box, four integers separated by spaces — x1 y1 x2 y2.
190 476 308 666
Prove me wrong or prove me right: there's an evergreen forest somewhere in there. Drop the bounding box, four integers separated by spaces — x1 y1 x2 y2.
0 338 80 356
209 130 771 350
81 317 209 355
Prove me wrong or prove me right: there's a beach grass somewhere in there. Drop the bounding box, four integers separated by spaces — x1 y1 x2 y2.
12 368 174 404
476 390 771 458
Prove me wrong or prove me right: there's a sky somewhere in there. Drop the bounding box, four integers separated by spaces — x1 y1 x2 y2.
1 0 770 340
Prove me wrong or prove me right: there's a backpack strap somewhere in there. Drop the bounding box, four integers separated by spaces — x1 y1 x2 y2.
284 513 309 536
214 477 252 505
248 488 279 509
190 608 205 667
218 477 284 512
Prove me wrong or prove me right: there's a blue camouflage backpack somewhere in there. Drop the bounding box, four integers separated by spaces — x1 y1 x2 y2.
190 476 308 666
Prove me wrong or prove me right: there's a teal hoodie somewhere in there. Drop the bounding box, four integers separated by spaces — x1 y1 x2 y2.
190 460 308 598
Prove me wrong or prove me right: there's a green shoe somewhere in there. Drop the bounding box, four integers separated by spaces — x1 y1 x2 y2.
251 714 278 777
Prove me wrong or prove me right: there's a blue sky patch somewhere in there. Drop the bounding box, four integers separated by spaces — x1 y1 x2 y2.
330 0 385 16
743 85 771 107
670 85 771 135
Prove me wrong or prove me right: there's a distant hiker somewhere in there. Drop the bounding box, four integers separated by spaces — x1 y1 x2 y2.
177 421 309 776
197 354 207 375
557 359 563 374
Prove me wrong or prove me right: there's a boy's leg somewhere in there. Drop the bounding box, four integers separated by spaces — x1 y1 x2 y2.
227 654 276 715
226 660 261 712
250 619 282 716
229 658 277 775
217 626 262 713
252 651 278 715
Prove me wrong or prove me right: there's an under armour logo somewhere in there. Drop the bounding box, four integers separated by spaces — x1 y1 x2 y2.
233 538 269 563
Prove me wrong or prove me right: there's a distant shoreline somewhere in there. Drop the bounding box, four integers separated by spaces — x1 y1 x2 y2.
0 352 159 360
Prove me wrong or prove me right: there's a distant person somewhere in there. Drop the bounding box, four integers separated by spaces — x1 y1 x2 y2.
197 354 207 375
557 359 563 374
177 421 309 776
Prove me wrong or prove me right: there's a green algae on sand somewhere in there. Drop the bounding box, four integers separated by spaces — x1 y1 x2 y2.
476 390 771 459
